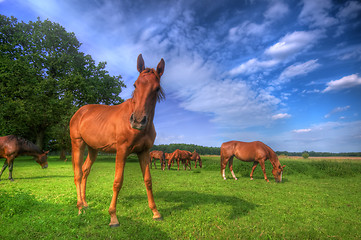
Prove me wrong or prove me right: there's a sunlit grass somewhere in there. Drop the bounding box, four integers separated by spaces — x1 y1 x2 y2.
0 155 360 239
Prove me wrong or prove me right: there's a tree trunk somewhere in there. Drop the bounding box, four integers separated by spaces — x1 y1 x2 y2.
60 148 67 161
36 130 45 150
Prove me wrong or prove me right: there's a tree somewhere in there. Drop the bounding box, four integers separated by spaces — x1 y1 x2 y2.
302 152 309 159
0 15 125 154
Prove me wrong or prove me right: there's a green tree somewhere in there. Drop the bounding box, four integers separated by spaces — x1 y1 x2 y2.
302 152 309 159
0 15 125 155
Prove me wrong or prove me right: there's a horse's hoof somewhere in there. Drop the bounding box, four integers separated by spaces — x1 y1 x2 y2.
234 178 238 180
153 216 163 221
250 178 254 180
109 223 120 228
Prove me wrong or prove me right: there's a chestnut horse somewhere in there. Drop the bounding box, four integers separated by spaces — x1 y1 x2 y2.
190 150 202 168
167 149 192 170
69 54 165 227
0 135 48 181
150 150 166 170
220 141 285 182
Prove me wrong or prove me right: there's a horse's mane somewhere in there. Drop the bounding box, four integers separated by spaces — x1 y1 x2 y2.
8 135 42 153
132 68 165 102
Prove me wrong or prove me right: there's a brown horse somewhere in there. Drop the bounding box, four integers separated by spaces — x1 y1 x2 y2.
220 141 285 182
69 54 165 227
150 150 166 170
167 149 192 170
0 135 48 181
190 150 202 168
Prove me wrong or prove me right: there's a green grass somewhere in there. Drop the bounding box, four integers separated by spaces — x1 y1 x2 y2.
1 155 361 239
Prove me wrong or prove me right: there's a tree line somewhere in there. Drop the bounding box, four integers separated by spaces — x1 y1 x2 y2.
0 15 125 159
151 144 361 157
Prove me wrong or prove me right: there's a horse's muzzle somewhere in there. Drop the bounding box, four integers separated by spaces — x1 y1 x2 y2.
130 113 148 130
42 164 48 169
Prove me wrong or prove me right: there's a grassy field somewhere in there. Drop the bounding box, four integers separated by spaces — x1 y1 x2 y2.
1 155 361 239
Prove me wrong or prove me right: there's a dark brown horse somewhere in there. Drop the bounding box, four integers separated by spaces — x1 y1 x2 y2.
167 149 192 170
150 150 166 170
220 141 285 182
0 135 48 181
69 54 165 227
190 150 202 168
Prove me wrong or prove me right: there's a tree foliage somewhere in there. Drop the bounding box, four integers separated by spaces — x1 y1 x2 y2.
152 143 220 155
0 15 125 151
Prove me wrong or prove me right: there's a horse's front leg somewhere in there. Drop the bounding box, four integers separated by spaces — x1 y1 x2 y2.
0 160 8 180
108 149 127 227
258 160 269 182
228 157 238 180
7 160 14 181
138 150 162 220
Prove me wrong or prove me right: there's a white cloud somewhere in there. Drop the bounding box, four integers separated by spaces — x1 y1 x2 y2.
299 0 338 28
323 74 361 92
324 106 350 118
337 1 361 20
293 128 312 133
229 58 279 76
272 113 291 120
264 1 289 21
285 121 361 152
274 59 321 85
265 31 322 60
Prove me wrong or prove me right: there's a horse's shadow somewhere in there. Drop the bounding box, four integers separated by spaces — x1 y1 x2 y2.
125 190 257 220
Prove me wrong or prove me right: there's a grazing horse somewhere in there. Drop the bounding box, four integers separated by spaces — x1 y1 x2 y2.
190 150 202 168
150 150 166 170
0 135 48 181
69 54 165 227
167 149 192 170
220 141 285 182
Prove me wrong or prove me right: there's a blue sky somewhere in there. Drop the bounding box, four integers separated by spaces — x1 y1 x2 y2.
2 0 361 152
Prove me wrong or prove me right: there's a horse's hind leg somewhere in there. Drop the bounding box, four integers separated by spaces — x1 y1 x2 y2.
81 147 98 208
229 157 238 180
0 160 8 180
71 138 86 214
250 161 258 180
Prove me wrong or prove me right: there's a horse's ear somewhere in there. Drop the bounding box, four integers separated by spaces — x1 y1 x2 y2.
44 150 49 155
282 165 286 169
137 54 145 73
157 58 165 77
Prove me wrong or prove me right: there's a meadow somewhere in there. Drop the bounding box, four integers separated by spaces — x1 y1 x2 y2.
1 155 361 239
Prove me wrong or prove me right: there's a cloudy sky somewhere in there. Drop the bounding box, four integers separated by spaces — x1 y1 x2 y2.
2 0 361 152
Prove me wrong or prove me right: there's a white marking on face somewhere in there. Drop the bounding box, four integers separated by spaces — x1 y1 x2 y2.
280 171 283 182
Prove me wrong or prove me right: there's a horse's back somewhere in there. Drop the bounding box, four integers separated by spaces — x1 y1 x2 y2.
223 141 270 161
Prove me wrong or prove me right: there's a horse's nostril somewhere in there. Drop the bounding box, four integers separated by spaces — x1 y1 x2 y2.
141 116 147 125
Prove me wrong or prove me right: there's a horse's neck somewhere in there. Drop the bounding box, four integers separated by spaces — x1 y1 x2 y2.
19 142 42 156
269 151 280 169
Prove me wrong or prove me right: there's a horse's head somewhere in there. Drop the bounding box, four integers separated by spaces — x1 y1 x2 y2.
36 150 49 169
130 54 165 130
272 165 285 182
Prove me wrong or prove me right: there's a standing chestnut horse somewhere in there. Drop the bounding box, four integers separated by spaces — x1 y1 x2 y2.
167 149 192 170
190 150 202 168
150 150 166 170
220 141 285 182
0 135 48 181
70 54 165 227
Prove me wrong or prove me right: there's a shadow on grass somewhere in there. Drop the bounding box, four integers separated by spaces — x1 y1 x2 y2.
0 190 169 239
126 190 258 220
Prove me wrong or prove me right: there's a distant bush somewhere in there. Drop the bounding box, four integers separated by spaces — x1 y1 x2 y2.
302 152 309 159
